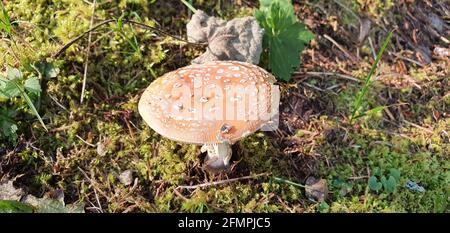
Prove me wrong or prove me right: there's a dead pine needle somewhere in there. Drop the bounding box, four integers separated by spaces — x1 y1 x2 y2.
52 19 206 59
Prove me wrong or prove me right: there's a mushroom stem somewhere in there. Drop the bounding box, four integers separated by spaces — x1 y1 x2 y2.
201 142 232 172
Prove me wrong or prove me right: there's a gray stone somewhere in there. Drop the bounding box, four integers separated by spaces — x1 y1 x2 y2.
0 180 24 201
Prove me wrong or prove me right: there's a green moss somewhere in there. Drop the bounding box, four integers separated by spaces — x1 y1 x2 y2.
343 0 394 20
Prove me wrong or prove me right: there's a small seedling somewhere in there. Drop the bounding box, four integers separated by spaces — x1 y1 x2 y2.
368 168 401 194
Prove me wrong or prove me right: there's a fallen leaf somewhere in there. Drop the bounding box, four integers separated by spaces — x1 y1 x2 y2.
305 177 328 202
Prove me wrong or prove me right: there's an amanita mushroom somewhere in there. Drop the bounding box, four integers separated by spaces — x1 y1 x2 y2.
138 61 279 172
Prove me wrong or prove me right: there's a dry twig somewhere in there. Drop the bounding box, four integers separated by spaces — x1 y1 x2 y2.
80 0 96 104
176 173 270 190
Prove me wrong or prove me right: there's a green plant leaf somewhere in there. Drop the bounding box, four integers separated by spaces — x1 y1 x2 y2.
2 121 18 138
0 108 18 140
383 176 397 193
389 168 401 182
37 62 59 79
380 176 387 185
0 76 6 98
0 200 33 213
255 0 314 81
350 31 393 122
1 80 20 98
368 176 382 191
116 14 125 29
24 77 41 93
0 2 12 35
16 83 47 131
6 68 22 80
318 201 330 213
0 75 7 86
22 195 84 213
1 68 47 131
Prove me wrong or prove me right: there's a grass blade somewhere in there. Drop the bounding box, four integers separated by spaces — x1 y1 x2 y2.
350 31 393 122
180 0 198 14
272 176 307 188
0 2 12 35
13 81 47 131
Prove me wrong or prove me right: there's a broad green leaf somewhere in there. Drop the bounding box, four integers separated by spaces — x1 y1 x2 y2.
1 121 18 138
0 74 7 83
1 68 47 131
6 68 22 80
24 77 41 93
383 176 397 193
0 76 7 98
255 0 314 81
36 62 59 78
368 176 382 191
380 176 387 186
1 80 20 98
0 200 33 213
389 168 401 182
22 195 84 213
0 108 18 140
267 23 313 81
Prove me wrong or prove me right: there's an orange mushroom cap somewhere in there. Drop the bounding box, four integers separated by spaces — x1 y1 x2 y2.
138 61 279 145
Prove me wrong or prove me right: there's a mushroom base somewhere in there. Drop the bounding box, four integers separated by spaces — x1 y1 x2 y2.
201 143 232 173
